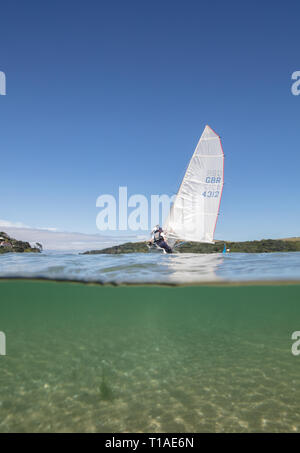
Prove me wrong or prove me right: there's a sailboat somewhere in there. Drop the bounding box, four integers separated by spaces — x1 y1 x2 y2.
163 125 224 249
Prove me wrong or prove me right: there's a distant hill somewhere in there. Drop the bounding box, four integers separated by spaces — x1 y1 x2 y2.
83 238 300 255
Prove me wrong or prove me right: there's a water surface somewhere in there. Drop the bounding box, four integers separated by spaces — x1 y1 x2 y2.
0 251 300 283
1 251 300 432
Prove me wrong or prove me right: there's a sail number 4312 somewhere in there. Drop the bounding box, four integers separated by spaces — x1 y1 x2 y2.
202 191 219 198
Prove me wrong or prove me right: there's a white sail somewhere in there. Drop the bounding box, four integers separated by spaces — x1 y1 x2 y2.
164 125 224 243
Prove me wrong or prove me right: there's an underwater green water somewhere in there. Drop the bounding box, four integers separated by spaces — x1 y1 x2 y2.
0 280 300 432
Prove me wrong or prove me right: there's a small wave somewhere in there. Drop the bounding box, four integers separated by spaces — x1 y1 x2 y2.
0 252 300 284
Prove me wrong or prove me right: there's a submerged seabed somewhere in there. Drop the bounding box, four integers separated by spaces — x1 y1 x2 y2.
1 251 300 283
0 280 300 433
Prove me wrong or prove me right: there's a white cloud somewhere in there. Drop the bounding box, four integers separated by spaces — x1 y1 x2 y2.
0 219 59 233
36 227 59 232
0 222 140 252
0 219 31 229
0 219 143 251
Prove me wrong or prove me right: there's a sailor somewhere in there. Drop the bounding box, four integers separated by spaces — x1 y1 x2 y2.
149 225 172 253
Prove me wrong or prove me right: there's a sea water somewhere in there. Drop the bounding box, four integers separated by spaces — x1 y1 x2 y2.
0 253 300 432
0 251 300 283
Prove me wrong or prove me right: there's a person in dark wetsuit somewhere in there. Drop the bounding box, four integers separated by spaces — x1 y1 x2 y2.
149 225 172 253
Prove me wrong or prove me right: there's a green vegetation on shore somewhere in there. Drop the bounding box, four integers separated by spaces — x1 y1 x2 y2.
1 229 299 255
83 241 149 254
0 232 41 254
83 238 300 255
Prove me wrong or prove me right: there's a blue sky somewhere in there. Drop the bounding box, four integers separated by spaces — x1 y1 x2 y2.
0 0 299 241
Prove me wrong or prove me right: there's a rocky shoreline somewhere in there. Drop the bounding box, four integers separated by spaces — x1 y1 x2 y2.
83 238 300 255
0 232 42 254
